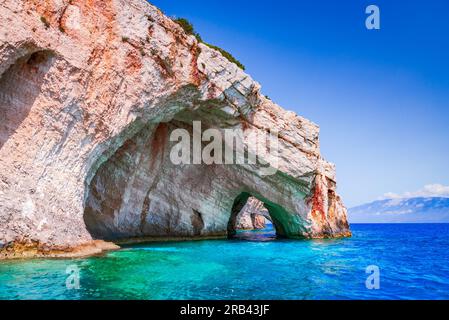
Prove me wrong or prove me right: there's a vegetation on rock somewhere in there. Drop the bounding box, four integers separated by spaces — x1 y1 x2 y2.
173 17 245 70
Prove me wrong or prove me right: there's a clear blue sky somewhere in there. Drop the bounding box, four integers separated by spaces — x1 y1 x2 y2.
150 0 449 207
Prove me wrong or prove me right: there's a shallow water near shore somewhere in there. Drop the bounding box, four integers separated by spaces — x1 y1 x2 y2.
1 224 449 300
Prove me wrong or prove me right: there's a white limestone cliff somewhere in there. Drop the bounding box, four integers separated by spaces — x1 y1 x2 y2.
0 0 350 259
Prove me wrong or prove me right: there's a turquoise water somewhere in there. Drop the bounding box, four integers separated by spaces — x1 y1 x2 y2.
1 224 449 300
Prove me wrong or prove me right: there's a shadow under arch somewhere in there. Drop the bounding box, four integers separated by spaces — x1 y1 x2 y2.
227 192 293 239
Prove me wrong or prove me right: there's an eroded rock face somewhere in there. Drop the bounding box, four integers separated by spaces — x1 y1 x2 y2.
235 198 269 231
0 0 350 259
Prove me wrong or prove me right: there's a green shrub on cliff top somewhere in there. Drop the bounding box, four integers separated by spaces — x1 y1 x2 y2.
201 42 245 71
174 18 195 36
173 17 245 71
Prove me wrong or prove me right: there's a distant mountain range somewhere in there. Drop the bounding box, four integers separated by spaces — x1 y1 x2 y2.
349 197 449 223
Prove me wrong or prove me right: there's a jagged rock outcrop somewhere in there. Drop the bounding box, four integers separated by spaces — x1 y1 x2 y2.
0 0 350 259
235 197 270 230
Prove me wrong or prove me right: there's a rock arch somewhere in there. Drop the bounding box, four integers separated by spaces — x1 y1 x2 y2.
82 102 347 243
228 193 290 238
0 0 350 259
233 197 272 231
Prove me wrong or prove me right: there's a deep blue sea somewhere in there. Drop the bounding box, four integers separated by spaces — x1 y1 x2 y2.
1 224 448 300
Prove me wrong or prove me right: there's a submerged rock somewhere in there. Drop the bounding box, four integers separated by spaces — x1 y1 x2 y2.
0 0 350 259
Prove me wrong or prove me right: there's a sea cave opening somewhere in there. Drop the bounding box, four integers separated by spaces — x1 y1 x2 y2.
83 104 296 244
227 192 287 241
